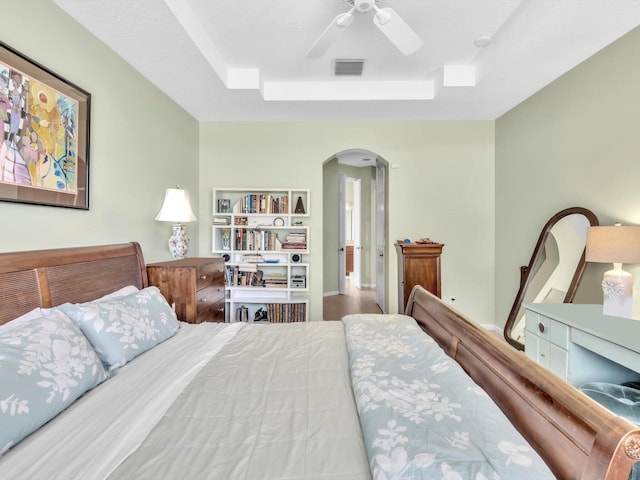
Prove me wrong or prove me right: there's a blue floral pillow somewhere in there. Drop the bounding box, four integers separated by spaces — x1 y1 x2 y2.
59 287 179 371
0 309 108 455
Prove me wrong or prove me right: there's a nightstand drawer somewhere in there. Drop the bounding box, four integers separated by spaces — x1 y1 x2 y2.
196 298 225 323
196 284 224 311
196 263 224 290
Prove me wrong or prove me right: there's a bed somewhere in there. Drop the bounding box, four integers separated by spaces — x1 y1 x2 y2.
0 242 639 479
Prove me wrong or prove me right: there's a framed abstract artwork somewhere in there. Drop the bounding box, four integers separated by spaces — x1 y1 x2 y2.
0 41 90 209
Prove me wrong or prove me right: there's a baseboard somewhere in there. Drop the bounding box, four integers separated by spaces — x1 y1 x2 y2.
324 291 339 297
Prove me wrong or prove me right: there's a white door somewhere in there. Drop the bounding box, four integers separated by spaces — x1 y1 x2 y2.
375 161 386 312
352 178 362 289
338 174 346 295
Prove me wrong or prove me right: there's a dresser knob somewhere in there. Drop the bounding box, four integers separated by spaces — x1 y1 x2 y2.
217 307 224 312
538 323 546 333
200 297 207 303
200 275 208 280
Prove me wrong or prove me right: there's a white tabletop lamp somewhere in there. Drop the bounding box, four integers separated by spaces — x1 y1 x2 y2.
585 224 640 318
155 187 197 259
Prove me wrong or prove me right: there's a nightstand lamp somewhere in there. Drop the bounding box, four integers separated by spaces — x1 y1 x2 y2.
586 224 640 318
155 187 197 259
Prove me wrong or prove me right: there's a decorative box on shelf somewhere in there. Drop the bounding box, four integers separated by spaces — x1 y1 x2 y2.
212 188 310 323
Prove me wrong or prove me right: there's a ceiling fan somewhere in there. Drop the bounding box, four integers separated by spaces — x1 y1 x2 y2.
305 0 423 58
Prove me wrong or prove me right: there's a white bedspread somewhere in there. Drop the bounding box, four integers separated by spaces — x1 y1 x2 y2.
0 322 243 479
108 321 370 480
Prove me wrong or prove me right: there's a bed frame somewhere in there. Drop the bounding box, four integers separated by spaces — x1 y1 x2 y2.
407 285 640 480
0 242 638 479
0 242 147 326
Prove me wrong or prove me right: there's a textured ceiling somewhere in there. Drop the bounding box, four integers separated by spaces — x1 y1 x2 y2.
53 0 640 121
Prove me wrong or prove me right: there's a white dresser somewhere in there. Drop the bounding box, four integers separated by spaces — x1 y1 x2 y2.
524 303 640 387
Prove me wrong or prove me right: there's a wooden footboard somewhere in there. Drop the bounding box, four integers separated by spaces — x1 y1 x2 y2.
406 285 640 480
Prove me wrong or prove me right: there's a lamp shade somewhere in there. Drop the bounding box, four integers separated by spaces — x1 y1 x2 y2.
585 226 640 264
155 188 197 223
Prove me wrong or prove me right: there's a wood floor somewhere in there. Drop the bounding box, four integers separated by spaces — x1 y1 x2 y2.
323 280 383 320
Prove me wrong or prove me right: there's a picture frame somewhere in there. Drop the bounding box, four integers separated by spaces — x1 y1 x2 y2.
218 198 231 213
0 41 90 209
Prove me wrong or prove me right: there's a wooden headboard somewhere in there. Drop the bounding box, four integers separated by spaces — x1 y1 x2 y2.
406 285 640 480
0 242 147 326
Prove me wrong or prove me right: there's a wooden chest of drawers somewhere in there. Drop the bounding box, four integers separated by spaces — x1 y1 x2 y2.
395 242 443 313
147 258 225 323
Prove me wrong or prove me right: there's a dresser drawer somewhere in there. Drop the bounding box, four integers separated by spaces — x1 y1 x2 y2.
538 338 569 380
526 312 569 349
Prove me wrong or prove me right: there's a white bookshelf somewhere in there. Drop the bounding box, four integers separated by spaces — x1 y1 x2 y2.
212 188 310 323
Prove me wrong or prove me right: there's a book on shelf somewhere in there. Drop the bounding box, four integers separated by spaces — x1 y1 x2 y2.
266 302 306 323
241 254 264 263
232 193 290 215
227 265 264 287
282 244 306 250
282 232 307 250
263 272 287 287
238 263 258 272
234 229 283 251
213 217 229 225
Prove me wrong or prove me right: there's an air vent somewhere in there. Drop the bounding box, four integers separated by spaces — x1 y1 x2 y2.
334 59 365 76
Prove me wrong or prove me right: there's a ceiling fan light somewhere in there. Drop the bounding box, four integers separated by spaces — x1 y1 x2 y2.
336 11 354 28
373 5 391 25
373 7 423 55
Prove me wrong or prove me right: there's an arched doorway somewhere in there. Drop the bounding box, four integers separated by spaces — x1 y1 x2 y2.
322 149 388 319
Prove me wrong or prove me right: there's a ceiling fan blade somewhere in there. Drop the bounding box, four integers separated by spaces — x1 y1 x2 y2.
373 7 423 55
305 11 354 59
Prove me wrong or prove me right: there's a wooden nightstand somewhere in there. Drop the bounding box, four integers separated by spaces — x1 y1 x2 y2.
147 258 225 323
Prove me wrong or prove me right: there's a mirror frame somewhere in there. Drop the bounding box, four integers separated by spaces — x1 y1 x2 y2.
504 207 599 351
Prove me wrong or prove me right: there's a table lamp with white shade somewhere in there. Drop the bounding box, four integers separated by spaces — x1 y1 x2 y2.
585 224 640 318
155 187 197 259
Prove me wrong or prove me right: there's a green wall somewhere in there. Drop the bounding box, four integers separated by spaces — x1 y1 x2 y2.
0 0 199 262
198 121 495 322
495 26 640 325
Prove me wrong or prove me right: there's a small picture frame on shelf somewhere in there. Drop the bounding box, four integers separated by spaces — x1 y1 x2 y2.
218 199 231 213
221 229 231 250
